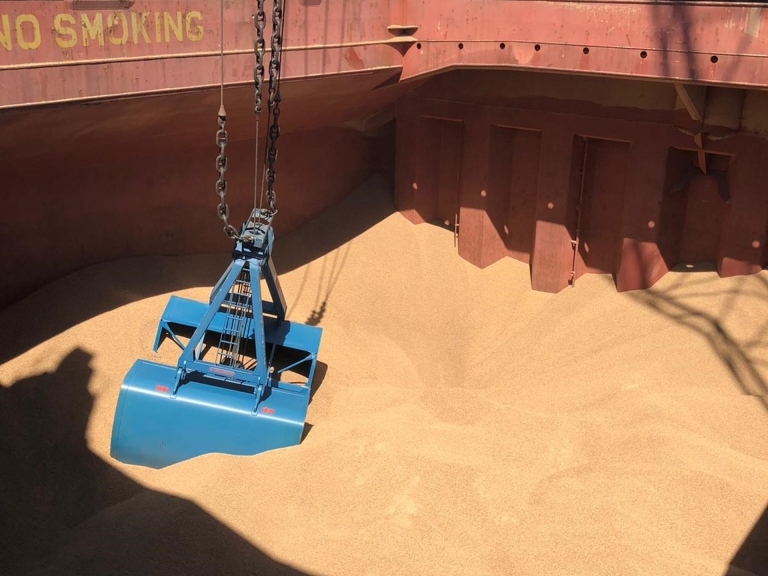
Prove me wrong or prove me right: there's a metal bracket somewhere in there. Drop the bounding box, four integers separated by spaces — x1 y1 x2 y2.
569 139 589 287
454 212 460 248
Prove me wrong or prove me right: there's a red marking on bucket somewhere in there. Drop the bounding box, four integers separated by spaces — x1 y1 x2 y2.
155 385 169 393
210 367 235 377
261 407 275 415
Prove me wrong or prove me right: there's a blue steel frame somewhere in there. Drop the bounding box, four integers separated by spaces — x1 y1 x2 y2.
110 211 323 468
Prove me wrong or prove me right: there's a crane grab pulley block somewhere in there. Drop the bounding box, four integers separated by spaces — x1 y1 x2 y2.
110 211 323 469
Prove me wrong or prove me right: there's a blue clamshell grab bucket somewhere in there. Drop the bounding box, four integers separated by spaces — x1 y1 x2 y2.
110 219 322 469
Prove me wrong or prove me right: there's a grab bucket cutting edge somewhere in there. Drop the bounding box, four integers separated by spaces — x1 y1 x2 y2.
109 217 323 469
110 356 313 469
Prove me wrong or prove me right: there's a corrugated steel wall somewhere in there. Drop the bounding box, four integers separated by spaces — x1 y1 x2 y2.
395 84 768 293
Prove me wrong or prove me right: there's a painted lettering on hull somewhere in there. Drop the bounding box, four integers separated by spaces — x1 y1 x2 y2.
0 14 42 50
0 10 204 52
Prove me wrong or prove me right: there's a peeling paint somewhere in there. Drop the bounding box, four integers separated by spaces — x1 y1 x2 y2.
565 2 641 17
511 45 531 66
746 7 761 39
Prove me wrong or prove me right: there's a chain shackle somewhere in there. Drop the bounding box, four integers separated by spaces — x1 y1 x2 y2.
223 224 240 239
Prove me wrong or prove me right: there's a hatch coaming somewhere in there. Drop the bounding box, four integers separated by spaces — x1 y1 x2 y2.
2 1 768 110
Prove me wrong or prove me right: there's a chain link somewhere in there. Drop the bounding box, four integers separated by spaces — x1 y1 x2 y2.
264 0 284 216
213 0 243 241
254 0 266 114
215 111 241 239
214 0 283 241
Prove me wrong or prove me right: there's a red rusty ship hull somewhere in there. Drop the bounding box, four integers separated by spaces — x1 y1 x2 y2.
2 0 768 308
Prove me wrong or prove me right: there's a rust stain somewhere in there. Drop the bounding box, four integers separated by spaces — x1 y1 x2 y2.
344 47 364 70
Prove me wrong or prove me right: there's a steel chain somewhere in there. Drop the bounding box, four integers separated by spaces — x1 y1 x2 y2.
254 0 266 114
215 112 240 239
214 0 282 240
213 0 242 241
264 0 283 216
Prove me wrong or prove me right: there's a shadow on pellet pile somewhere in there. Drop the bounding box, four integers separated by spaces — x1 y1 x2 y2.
0 174 395 366
631 265 768 414
727 505 768 576
0 348 317 576
631 265 768 576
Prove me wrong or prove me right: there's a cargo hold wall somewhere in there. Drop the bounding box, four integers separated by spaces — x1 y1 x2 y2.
0 125 379 309
395 71 768 293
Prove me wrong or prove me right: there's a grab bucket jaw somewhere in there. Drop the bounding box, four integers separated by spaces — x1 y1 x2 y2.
110 217 323 469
